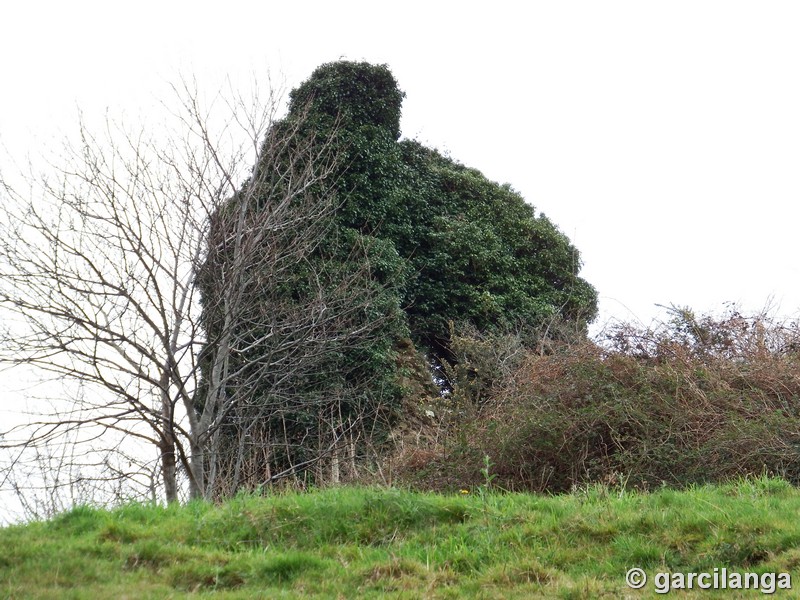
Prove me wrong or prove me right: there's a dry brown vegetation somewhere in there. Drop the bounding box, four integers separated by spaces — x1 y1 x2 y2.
389 306 800 493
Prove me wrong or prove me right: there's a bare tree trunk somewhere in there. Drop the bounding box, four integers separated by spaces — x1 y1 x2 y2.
348 423 358 481
330 414 341 486
159 440 178 504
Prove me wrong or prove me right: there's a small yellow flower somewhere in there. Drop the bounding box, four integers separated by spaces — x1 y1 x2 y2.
460 489 470 495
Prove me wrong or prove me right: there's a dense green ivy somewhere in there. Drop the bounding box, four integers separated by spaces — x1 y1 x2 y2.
289 61 405 140
197 61 598 492
285 61 597 356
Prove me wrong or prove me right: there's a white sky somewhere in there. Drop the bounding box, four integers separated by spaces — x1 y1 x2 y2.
2 1 799 328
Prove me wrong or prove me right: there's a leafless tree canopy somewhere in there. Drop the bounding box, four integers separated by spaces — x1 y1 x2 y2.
0 76 403 510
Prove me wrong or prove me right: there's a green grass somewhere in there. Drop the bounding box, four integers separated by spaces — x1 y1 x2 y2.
2 477 800 598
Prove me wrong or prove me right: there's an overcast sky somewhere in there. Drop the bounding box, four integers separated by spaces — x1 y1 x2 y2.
2 0 800 330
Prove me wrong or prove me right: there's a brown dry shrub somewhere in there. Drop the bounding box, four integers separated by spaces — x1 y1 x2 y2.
403 307 800 493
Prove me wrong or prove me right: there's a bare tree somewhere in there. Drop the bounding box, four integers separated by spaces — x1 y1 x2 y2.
0 76 400 507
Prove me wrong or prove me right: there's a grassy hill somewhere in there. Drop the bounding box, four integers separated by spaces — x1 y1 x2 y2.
2 477 799 598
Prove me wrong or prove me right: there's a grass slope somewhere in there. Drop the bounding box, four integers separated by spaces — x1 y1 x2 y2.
2 477 800 598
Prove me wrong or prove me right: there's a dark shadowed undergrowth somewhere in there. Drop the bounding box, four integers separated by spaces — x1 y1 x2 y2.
2 478 800 598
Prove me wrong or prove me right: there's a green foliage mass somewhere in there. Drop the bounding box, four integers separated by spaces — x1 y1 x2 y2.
197 61 597 493
196 178 410 494
394 141 597 350
286 61 597 356
289 60 405 140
